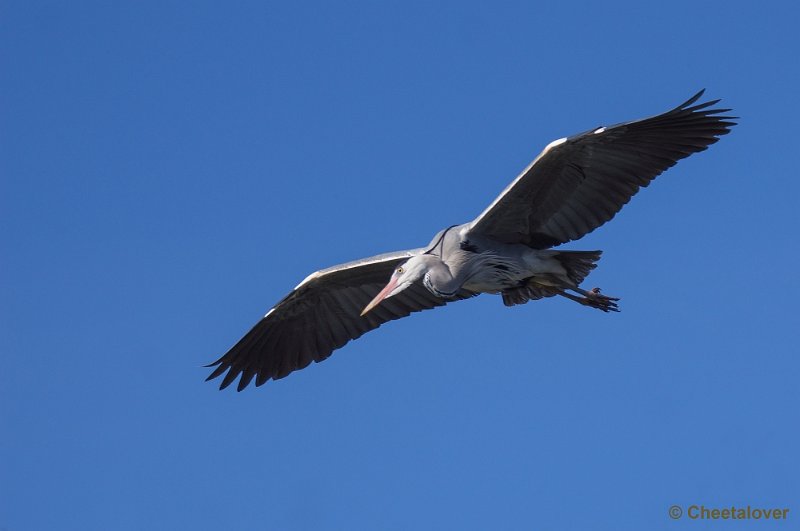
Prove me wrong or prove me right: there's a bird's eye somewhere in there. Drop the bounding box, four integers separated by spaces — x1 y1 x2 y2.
396 267 404 274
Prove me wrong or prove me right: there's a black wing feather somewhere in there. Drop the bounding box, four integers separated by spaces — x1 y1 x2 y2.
470 90 737 248
206 250 475 390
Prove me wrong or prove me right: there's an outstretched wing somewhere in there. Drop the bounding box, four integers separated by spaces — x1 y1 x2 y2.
469 90 737 248
206 249 475 391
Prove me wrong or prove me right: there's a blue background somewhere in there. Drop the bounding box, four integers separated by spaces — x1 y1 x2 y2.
2 1 798 530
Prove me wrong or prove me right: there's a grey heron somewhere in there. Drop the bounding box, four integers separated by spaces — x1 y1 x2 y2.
206 90 736 391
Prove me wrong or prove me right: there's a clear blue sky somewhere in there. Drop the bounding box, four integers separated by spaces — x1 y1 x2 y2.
2 1 798 530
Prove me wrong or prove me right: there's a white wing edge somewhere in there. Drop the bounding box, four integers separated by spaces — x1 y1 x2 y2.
261 248 426 317
468 137 567 231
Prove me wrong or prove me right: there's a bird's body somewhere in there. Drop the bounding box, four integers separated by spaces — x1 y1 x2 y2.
207 91 736 390
419 226 542 295
403 225 593 299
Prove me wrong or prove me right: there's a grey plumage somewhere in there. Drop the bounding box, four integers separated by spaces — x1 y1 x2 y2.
206 90 736 391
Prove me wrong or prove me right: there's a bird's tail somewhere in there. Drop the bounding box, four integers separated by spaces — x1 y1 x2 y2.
553 250 602 286
501 250 602 307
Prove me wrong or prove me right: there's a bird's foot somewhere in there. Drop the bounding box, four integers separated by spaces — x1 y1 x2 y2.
580 287 620 312
559 286 620 312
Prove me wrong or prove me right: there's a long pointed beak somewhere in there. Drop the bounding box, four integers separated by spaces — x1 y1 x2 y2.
361 277 399 316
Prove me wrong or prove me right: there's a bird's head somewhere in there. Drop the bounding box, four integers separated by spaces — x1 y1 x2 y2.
361 255 430 316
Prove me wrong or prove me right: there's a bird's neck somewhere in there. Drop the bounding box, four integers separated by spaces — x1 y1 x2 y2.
422 257 465 298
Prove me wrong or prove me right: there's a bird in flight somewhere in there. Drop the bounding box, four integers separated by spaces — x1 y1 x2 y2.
207 90 736 391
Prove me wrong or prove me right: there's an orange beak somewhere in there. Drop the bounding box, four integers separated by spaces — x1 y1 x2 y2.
360 276 399 316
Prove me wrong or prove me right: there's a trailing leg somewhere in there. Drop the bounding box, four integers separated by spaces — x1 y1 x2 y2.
558 287 620 312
